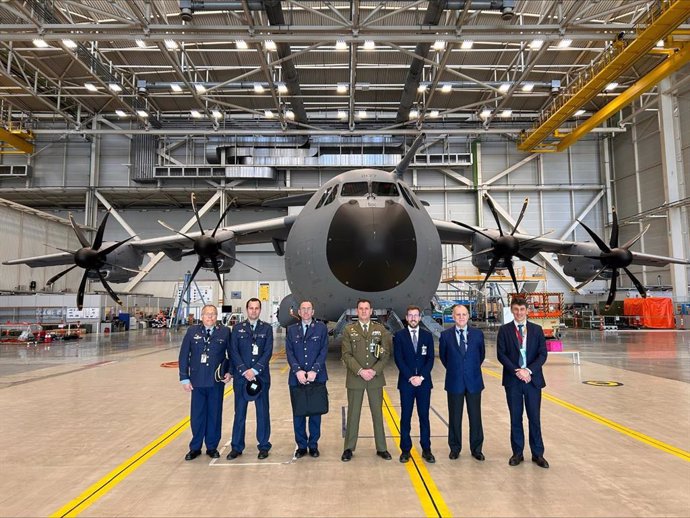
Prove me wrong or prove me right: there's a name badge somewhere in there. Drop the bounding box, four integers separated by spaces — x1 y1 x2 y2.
252 343 259 356
421 345 427 356
201 353 208 364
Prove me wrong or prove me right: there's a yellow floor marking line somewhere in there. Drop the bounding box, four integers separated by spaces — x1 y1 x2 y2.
382 389 452 518
53 348 289 517
482 368 690 462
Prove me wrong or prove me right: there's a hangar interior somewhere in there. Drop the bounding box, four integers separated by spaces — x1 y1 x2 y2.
0 1 689 518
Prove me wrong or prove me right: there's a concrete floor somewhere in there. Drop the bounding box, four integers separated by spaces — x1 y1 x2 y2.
0 327 688 517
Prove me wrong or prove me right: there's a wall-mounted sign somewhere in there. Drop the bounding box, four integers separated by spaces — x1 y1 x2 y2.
66 307 100 320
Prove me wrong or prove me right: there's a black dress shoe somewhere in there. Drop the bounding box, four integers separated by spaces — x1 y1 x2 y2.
532 455 549 468
206 449 220 459
258 449 269 459
341 449 353 462
449 450 460 460
376 450 392 460
294 448 307 459
308 448 320 458
471 452 485 461
184 449 201 461
399 451 410 463
509 453 524 466
226 449 242 460
422 450 436 463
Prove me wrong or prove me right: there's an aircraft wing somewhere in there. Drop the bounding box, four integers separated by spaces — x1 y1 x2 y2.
3 251 73 267
130 215 297 253
434 219 689 265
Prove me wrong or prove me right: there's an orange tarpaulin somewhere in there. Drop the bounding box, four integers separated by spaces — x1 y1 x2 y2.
623 297 675 329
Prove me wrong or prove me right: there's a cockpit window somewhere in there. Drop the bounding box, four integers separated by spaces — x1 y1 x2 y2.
399 184 419 209
341 182 369 197
372 182 399 197
315 185 338 209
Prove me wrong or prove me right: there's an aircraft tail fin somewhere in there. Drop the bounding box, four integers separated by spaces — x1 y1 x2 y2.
392 133 425 178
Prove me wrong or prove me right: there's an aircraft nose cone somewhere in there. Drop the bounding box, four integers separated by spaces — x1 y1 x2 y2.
74 248 100 269
326 202 416 291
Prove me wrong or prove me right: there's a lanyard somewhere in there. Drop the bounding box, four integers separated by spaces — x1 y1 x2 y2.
514 325 526 345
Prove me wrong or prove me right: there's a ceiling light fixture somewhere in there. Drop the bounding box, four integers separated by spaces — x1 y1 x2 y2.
358 110 367 118
135 39 147 48
235 39 248 49
190 110 202 118
170 84 182 92
460 40 473 50
500 109 512 117
211 110 223 119
254 83 265 93
195 84 206 94
480 108 492 119
62 39 77 49
265 40 277 51
529 39 544 50
574 109 586 116
32 39 49 48
115 110 126 117
336 40 347 51
417 84 427 93
433 40 446 51
558 39 572 48
285 109 295 120
277 83 288 94
164 39 178 50
409 109 419 119
264 110 274 118
136 110 148 117
605 82 618 91
337 83 348 94
441 83 452 93
337 110 347 120
429 110 439 118
499 83 511 93
521 83 534 92
363 40 375 50
108 83 122 93
84 83 98 92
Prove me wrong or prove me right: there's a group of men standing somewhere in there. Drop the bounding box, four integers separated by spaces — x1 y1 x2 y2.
178 296 549 469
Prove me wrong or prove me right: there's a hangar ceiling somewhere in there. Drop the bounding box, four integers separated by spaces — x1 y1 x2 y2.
0 0 684 136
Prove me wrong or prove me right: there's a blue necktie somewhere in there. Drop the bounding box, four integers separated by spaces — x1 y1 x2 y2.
457 329 466 355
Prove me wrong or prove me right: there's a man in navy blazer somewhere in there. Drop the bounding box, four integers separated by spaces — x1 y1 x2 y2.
497 297 549 469
439 304 486 461
286 299 329 459
227 298 274 460
178 304 231 461
393 305 435 463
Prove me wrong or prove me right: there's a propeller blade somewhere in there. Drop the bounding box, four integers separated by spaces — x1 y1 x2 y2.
77 270 89 310
515 252 545 270
190 193 205 235
450 220 496 242
574 265 608 290
97 270 123 306
485 196 504 236
46 264 78 285
605 268 619 309
609 207 619 249
505 259 520 293
47 245 77 255
623 267 647 298
97 236 136 257
212 198 237 237
448 247 495 264
181 249 198 257
188 257 206 288
511 198 529 236
218 249 262 274
92 211 110 250
102 262 142 274
478 255 501 291
158 220 196 243
577 219 611 253
620 224 650 250
210 258 225 295
68 212 91 248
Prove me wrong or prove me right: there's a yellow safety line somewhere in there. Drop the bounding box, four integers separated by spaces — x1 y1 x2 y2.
382 389 452 518
482 368 690 462
52 353 290 517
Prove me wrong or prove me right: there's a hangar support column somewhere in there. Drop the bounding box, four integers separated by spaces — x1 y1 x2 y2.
658 77 689 300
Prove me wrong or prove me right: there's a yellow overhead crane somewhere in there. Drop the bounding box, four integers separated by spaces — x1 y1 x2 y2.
518 0 690 153
0 126 34 154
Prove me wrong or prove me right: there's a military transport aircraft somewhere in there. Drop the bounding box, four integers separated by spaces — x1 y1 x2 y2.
4 135 689 326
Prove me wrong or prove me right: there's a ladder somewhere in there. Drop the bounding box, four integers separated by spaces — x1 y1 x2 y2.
168 272 208 330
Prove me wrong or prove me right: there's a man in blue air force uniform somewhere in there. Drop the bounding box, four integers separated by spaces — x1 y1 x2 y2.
393 305 435 463
178 304 231 461
285 299 329 458
227 297 274 460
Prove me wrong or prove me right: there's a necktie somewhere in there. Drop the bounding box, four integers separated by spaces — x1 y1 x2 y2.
517 324 526 368
205 328 211 342
363 323 368 334
460 329 466 351
303 324 308 335
411 329 418 352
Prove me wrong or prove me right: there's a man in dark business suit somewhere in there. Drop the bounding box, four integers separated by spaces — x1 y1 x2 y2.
393 305 435 463
286 299 329 459
178 304 231 461
497 297 549 469
439 304 486 461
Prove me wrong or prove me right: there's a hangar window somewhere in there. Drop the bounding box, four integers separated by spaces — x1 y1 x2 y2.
341 182 369 197
316 185 338 209
372 182 399 197
399 184 419 209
